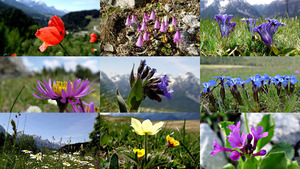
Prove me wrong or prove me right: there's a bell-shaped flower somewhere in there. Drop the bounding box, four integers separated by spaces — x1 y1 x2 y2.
141 21 147 31
265 18 286 35
136 35 144 47
214 14 236 38
159 21 167 32
253 23 273 46
173 29 181 43
144 12 150 22
125 15 131 26
149 10 155 20
131 13 137 22
172 16 178 26
154 19 160 29
131 118 164 135
143 31 150 41
164 16 169 27
210 140 233 156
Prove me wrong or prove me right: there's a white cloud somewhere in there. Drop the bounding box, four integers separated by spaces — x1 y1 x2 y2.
81 59 99 73
22 58 34 67
64 61 78 72
43 60 60 70
246 0 275 5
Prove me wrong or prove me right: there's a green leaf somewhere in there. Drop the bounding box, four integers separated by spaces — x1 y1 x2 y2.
259 152 287 169
218 121 234 148
223 163 235 169
268 142 294 160
256 114 275 152
109 153 119 169
243 157 258 169
287 158 300 169
127 75 143 110
280 48 296 56
129 64 135 88
116 87 127 112
100 132 109 147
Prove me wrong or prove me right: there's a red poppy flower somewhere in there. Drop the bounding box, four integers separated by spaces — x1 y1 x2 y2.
89 33 98 43
91 48 97 53
35 15 65 52
11 53 17 57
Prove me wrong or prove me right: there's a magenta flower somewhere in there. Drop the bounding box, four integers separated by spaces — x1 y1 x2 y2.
70 101 99 113
131 13 137 22
251 126 268 149
141 21 147 31
159 21 167 32
149 10 155 20
173 29 181 43
165 16 169 27
136 35 143 47
253 149 267 157
143 31 149 41
137 25 141 32
210 140 233 156
172 16 178 26
295 70 300 74
144 12 150 22
230 151 241 161
154 19 160 29
125 16 131 26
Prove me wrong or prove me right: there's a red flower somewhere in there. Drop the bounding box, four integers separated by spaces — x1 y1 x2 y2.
89 33 98 43
91 48 97 53
35 15 65 52
11 53 17 57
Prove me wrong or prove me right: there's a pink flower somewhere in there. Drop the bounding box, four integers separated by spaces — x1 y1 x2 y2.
295 70 300 74
131 13 137 22
143 31 149 41
172 16 178 26
173 29 181 43
125 16 131 26
137 25 141 32
136 35 144 47
144 12 150 22
164 16 169 27
154 19 160 29
159 21 166 32
141 21 147 31
149 10 155 20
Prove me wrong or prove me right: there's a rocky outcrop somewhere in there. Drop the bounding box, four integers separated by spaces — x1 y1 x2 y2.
0 57 32 79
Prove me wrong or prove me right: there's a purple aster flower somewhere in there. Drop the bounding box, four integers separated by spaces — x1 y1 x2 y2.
251 126 268 149
173 29 181 43
125 16 131 26
172 16 178 26
154 19 160 29
157 75 173 101
214 14 236 38
149 10 155 20
131 13 137 22
144 12 150 22
136 35 144 47
230 151 241 161
141 21 147 31
69 101 99 113
143 31 150 41
210 140 233 156
242 18 258 36
160 21 167 32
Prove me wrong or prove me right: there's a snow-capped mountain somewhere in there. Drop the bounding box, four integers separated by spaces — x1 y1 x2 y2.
16 0 67 16
100 71 200 112
201 0 261 18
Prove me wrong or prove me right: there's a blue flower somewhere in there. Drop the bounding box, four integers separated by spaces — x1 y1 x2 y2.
245 74 263 88
242 18 258 36
201 80 216 93
215 14 237 38
213 76 231 84
157 75 174 101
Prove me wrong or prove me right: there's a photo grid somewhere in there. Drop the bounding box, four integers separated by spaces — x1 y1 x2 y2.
0 0 202 168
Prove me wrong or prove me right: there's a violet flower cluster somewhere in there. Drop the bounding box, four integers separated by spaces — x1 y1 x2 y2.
215 14 237 38
32 78 97 112
211 121 268 161
125 10 181 49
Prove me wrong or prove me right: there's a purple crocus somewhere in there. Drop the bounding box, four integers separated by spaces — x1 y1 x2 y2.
157 75 174 101
242 18 257 36
173 29 181 43
172 16 178 26
160 21 167 32
136 35 144 47
154 19 160 29
125 16 131 26
214 14 236 38
131 13 137 22
143 31 150 41
149 10 155 20
141 21 147 31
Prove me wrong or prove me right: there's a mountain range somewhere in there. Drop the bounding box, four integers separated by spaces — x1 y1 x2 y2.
100 71 200 112
102 113 200 121
201 0 300 18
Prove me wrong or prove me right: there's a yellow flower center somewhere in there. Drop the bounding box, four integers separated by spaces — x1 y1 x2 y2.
53 81 73 97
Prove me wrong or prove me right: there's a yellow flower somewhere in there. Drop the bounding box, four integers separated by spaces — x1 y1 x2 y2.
133 149 145 159
161 34 168 43
166 135 180 147
131 118 164 135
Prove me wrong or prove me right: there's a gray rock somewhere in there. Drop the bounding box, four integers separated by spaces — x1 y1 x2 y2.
200 123 228 169
186 44 200 56
164 4 172 12
187 27 196 34
114 0 144 8
0 57 32 79
241 113 300 146
182 15 200 29
103 43 115 53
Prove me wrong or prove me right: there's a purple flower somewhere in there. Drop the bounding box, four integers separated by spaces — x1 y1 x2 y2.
160 21 167 32
69 101 99 113
230 151 241 161
251 126 268 149
295 70 300 74
149 10 155 20
32 78 94 104
144 12 150 22
141 21 147 31
136 35 144 47
131 13 137 22
253 149 267 157
154 19 160 29
173 29 181 43
214 14 236 38
125 16 131 26
164 16 169 27
157 75 173 101
242 18 258 35
201 80 216 93
172 16 178 26
265 19 286 35
143 31 150 41
137 25 141 32
210 140 233 156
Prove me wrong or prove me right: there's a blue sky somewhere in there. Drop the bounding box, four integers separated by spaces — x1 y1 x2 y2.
21 57 100 73
40 0 99 12
0 113 98 144
100 57 200 79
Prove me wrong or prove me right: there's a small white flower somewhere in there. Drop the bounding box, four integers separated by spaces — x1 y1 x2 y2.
48 99 57 106
21 150 32 154
26 106 42 113
63 162 71 166
73 151 80 155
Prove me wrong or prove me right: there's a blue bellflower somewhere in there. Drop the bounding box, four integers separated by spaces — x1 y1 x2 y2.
215 14 237 38
157 75 174 101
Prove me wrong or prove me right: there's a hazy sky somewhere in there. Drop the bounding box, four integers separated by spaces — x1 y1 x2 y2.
36 0 99 12
21 57 100 73
100 57 200 79
0 113 98 144
245 0 276 5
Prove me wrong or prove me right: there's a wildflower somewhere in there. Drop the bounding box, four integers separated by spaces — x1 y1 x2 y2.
70 101 99 113
26 106 42 113
211 121 268 161
133 149 145 159
154 19 160 29
172 16 178 26
21 150 32 154
11 53 17 57
144 12 150 22
242 18 258 36
63 162 71 166
164 16 169 27
173 29 181 43
141 21 147 31
136 35 144 47
159 21 167 32
161 34 168 43
137 25 141 32
157 75 174 101
131 13 137 22
295 70 300 74
214 14 236 38
73 152 80 155
125 16 131 26
35 15 65 52
89 33 98 43
30 154 42 161
48 99 57 106
91 48 97 53
166 135 180 147
131 118 164 135
201 80 216 93
143 31 150 41
149 10 155 20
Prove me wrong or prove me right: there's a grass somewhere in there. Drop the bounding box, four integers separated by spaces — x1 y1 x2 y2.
0 74 100 113
100 115 200 168
200 16 300 56
201 57 300 112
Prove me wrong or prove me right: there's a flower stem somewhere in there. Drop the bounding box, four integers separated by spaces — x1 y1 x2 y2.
59 43 71 56
244 113 250 134
144 133 148 167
